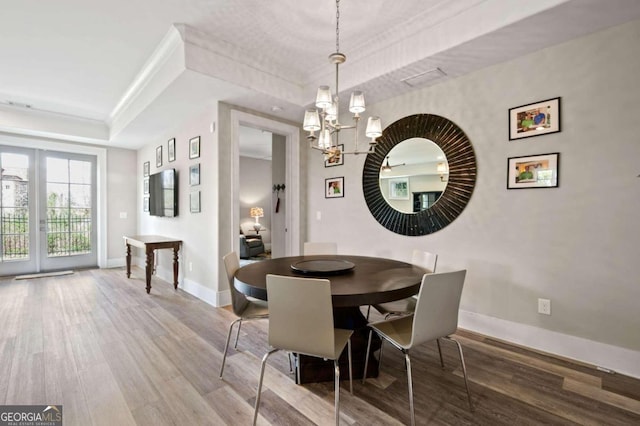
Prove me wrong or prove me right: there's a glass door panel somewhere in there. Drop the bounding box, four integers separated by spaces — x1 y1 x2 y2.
0 147 37 275
40 152 97 271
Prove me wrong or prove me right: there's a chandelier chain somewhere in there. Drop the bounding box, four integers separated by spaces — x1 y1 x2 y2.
336 0 340 53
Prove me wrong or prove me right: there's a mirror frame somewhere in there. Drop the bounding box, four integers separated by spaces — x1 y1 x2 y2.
363 114 477 236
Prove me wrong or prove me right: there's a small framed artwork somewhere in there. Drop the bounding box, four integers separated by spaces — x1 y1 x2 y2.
143 197 149 212
509 97 561 140
143 161 150 177
190 191 201 213
325 176 344 198
507 152 559 189
168 138 176 162
324 144 344 167
389 177 409 200
156 145 163 167
143 178 149 194
189 163 200 186
189 136 200 159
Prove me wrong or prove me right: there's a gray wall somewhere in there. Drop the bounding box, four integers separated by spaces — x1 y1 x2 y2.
239 156 272 245
306 19 640 354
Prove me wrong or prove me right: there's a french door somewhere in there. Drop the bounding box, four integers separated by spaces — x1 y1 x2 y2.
0 146 97 276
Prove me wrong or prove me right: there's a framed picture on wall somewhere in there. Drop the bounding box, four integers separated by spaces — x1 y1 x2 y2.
190 191 201 213
324 144 344 167
507 152 559 189
156 145 163 167
143 178 149 194
509 97 561 140
168 138 176 162
189 163 200 186
189 136 200 159
325 176 344 198
388 177 409 200
143 161 150 177
143 197 149 212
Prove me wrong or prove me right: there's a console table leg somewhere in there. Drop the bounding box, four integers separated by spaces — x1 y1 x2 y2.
173 247 179 290
145 249 154 294
125 244 132 278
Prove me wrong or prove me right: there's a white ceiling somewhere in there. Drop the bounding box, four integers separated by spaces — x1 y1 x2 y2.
2 0 640 150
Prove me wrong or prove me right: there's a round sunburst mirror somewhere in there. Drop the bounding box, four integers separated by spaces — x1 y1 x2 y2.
362 114 477 236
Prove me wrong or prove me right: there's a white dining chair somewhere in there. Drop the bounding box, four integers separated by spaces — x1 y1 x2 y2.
368 250 438 319
219 252 269 378
253 274 353 426
363 270 473 426
303 241 338 255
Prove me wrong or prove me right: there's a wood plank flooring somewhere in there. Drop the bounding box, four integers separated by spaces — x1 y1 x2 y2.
1 268 639 425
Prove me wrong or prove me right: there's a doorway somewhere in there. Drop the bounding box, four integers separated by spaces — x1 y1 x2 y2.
0 145 97 276
230 111 301 257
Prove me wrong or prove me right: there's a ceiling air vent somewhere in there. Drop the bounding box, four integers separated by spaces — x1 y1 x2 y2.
401 68 447 88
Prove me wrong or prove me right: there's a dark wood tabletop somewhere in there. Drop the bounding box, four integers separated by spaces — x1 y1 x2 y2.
234 255 427 308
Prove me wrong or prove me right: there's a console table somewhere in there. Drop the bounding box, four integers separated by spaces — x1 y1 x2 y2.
124 235 182 294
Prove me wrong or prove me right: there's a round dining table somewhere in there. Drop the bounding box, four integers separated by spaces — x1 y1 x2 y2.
234 254 428 383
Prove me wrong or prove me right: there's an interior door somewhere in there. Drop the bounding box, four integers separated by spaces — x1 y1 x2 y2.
39 152 97 272
0 146 37 275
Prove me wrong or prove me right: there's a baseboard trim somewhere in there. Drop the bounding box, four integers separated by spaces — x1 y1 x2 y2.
459 310 640 379
106 257 126 268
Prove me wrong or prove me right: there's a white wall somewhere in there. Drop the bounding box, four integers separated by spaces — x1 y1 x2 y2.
137 103 220 305
306 19 640 376
106 148 137 264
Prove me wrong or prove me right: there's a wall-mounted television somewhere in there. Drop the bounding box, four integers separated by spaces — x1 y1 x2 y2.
149 168 178 217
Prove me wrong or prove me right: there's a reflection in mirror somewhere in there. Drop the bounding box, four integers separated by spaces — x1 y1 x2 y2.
379 138 447 214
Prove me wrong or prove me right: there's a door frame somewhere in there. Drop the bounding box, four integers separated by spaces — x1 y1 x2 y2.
230 110 301 256
0 134 108 268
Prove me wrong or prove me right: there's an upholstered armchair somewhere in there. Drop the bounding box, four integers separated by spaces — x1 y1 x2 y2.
240 234 265 259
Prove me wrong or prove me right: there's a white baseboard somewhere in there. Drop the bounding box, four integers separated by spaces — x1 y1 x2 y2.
106 257 126 268
120 256 231 308
459 310 640 379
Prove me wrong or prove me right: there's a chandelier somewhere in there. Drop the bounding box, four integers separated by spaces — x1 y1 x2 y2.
302 0 382 160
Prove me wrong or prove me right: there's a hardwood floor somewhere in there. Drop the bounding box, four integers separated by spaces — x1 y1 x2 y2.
1 268 639 425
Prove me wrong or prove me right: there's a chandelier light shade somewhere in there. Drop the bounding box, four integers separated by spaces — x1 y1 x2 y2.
303 0 383 157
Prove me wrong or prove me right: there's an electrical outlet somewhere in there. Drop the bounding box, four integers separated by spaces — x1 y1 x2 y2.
538 298 551 315
189 262 193 272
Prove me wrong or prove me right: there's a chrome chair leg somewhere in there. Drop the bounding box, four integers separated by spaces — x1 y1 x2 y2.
362 329 373 384
378 337 385 370
405 351 415 426
234 319 243 348
436 338 444 368
347 339 353 394
253 348 279 426
334 359 341 426
220 318 241 378
445 336 473 411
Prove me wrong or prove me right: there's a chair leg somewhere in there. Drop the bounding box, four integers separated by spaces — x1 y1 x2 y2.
347 338 353 394
362 329 373 384
253 348 279 426
379 337 385 370
234 319 243 348
436 338 444 368
404 351 415 426
334 360 341 425
446 336 473 411
366 305 371 320
220 318 241 378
